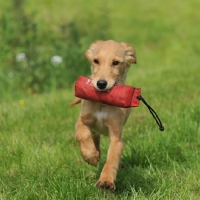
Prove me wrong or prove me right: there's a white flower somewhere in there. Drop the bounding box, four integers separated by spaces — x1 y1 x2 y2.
51 55 62 67
16 52 27 62
8 72 14 78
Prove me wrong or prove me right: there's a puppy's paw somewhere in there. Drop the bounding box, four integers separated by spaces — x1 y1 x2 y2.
82 150 99 166
96 180 115 190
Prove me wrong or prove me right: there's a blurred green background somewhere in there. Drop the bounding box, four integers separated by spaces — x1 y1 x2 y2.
0 0 111 99
1 0 199 101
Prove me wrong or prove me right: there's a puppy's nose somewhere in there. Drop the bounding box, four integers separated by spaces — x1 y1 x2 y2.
97 80 107 90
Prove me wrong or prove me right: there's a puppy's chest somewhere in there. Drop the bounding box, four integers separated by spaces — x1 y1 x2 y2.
94 110 109 121
93 108 111 130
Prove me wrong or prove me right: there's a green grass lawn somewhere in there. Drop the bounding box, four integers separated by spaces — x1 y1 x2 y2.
1 0 200 199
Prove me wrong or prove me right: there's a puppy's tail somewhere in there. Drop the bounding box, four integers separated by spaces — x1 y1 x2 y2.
69 97 82 107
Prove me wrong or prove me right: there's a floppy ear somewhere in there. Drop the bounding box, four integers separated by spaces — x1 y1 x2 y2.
85 40 102 61
120 42 136 65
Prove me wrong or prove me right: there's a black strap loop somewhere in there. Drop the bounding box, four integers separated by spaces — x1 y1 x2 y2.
137 95 164 131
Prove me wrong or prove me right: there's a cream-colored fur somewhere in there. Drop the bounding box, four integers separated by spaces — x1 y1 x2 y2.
71 40 136 190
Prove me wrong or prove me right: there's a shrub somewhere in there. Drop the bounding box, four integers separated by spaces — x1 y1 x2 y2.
0 0 111 97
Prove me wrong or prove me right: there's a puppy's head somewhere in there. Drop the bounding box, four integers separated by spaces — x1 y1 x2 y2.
85 40 136 91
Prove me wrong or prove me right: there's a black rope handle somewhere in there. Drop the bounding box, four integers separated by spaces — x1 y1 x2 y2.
137 95 164 131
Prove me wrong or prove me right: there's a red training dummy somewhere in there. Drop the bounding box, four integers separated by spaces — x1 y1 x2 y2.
74 76 141 108
72 76 164 131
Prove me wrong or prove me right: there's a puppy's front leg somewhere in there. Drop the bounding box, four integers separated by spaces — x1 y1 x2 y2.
75 117 100 166
96 131 124 190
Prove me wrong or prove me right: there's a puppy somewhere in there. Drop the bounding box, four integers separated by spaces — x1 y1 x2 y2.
72 40 136 190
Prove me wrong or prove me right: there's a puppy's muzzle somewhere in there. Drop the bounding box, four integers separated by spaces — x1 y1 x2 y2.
97 80 107 90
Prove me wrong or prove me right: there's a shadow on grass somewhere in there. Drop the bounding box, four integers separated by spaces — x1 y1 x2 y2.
94 140 191 198
114 163 157 197
94 159 157 198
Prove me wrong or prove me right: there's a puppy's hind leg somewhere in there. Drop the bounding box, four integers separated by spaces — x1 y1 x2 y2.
92 133 101 158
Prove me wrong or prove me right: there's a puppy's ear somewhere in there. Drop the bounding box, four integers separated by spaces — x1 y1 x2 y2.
85 40 102 60
120 42 136 65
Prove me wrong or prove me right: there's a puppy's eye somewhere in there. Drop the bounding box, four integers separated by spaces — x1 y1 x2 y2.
112 61 119 66
94 59 99 64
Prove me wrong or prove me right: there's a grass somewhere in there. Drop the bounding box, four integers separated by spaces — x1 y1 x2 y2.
0 88 199 199
1 0 200 199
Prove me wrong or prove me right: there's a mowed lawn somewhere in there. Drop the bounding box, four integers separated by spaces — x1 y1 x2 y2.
0 0 200 199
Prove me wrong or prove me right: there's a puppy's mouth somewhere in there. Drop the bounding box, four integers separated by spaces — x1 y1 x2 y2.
94 80 115 92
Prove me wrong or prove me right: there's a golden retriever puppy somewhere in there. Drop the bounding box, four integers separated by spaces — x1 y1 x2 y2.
73 40 136 190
